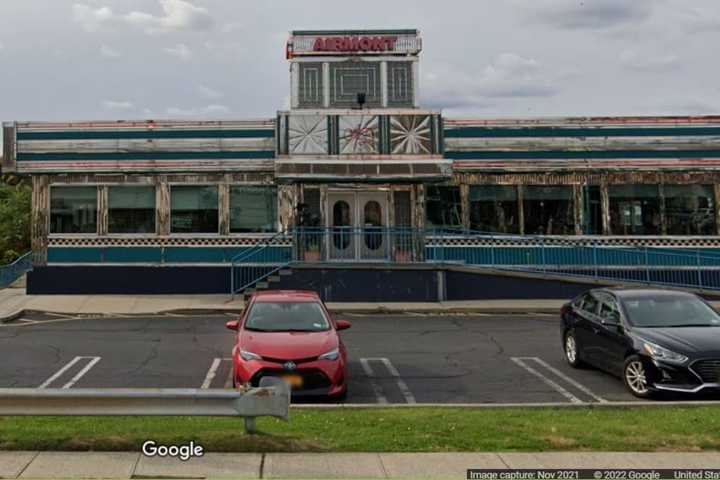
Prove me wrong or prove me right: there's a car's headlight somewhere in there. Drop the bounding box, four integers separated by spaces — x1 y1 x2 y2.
318 348 339 361
642 341 688 364
240 349 262 361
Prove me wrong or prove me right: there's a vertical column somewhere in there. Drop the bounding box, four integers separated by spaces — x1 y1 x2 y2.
323 62 330 108
714 184 720 236
290 62 300 109
98 186 108 236
658 183 667 236
157 178 171 236
600 180 611 235
517 185 525 235
414 184 426 230
319 185 329 228
277 184 298 232
219 181 230 236
573 184 583 235
412 59 420 108
31 175 50 265
460 183 470 231
380 61 388 108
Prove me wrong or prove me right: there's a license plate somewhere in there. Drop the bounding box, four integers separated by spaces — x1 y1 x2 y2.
281 375 303 389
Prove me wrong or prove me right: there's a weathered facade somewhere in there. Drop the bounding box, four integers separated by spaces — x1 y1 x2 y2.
3 29 720 293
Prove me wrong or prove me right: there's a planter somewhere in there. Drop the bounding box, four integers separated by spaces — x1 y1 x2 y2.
304 250 321 262
394 250 412 263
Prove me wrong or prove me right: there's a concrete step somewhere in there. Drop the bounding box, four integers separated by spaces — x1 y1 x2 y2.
268 275 281 283
279 269 293 276
256 282 269 289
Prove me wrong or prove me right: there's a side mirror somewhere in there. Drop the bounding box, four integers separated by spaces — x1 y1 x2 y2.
336 320 351 331
226 320 240 331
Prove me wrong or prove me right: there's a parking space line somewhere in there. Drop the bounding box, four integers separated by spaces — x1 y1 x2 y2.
62 357 101 389
511 357 584 404
223 365 234 389
201 358 232 389
359 358 389 404
38 356 101 389
378 358 417 404
530 357 607 403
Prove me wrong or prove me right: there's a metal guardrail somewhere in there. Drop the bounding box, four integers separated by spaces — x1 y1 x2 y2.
230 232 293 297
0 252 32 289
0 379 290 434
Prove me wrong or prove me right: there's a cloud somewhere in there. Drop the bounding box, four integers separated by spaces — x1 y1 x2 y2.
73 0 213 34
125 0 214 33
619 50 680 72
102 100 135 111
423 53 563 109
164 43 192 61
144 104 231 118
100 44 121 58
525 0 656 29
197 85 224 100
676 7 720 33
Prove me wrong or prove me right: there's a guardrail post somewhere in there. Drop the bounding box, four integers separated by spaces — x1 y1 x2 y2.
244 417 257 434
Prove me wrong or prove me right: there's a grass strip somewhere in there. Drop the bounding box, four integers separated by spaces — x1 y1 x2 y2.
0 407 718 452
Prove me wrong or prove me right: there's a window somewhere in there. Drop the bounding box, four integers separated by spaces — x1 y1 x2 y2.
598 299 620 323
171 185 218 234
245 302 330 332
394 191 412 227
108 186 156 234
609 185 661 235
469 186 519 234
523 186 574 235
580 293 599 314
50 186 97 234
425 186 462 230
665 185 716 235
230 186 277 233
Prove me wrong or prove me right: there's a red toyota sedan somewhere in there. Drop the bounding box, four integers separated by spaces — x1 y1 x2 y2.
226 290 350 398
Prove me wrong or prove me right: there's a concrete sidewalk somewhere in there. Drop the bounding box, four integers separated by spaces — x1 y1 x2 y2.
0 287 569 322
1 451 719 479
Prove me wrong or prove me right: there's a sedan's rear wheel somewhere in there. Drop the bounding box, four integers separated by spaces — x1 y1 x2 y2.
623 355 652 398
564 331 583 368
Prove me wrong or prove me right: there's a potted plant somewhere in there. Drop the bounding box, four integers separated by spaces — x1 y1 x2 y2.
304 239 321 262
394 248 412 263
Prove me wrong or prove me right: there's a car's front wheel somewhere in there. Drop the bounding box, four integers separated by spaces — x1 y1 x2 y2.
563 330 583 368
623 355 653 398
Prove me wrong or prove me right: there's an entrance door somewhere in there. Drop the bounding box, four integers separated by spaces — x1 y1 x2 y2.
328 193 356 261
327 191 389 261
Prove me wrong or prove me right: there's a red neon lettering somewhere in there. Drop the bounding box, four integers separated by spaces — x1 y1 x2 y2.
370 37 384 51
386 36 398 51
313 37 325 51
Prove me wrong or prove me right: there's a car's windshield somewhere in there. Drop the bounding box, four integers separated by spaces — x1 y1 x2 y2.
244 301 330 332
621 295 720 328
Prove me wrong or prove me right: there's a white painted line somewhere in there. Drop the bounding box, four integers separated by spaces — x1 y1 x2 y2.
378 358 417 404
62 356 101 389
38 356 84 389
530 357 608 403
511 357 583 404
359 358 389 404
39 356 101 389
201 358 224 389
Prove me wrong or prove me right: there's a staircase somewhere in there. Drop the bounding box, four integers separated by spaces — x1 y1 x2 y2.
0 253 32 290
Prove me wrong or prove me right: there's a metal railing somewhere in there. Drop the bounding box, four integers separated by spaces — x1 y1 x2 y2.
230 232 293 297
0 252 32 289
0 378 290 434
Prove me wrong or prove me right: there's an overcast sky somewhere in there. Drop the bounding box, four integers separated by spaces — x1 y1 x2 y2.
1 0 719 123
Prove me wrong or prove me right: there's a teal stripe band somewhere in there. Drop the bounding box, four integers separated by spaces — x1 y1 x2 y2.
445 150 720 160
18 151 276 161
17 129 275 141
444 126 720 138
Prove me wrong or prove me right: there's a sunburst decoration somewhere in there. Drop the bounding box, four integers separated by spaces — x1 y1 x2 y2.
390 115 431 154
339 115 379 154
288 115 328 155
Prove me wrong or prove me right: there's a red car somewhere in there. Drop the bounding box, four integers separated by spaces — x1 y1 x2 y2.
226 290 351 398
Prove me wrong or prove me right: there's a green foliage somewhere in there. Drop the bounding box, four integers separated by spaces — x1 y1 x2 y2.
0 174 31 265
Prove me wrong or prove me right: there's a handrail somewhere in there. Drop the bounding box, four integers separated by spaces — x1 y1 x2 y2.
0 252 33 289
230 231 293 297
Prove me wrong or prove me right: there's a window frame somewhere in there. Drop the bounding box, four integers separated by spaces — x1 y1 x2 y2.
48 184 100 237
228 185 279 236
169 183 221 236
106 184 158 237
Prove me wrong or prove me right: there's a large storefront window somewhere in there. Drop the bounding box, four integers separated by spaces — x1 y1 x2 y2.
609 185 661 235
171 186 219 234
108 186 156 234
469 186 519 234
230 186 278 233
523 186 574 235
50 186 98 234
425 186 462 230
665 185 716 235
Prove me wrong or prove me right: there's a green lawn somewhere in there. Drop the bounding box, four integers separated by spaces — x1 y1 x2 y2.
1 407 719 452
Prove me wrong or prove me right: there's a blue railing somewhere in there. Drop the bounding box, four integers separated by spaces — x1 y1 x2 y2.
0 252 33 289
230 232 293 297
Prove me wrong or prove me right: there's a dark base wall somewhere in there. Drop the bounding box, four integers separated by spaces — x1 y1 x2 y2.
27 265 594 300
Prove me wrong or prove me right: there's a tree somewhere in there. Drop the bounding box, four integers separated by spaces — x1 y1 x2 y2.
0 174 31 264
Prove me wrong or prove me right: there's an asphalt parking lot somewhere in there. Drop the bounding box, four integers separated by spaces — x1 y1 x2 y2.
1 312 716 404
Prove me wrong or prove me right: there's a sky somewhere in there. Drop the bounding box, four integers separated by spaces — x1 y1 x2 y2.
0 0 719 123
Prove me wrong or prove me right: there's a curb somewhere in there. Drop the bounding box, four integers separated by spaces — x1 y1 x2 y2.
0 306 561 323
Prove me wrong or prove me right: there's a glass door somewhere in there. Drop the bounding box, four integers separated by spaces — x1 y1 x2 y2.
328 193 356 261
358 192 389 261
